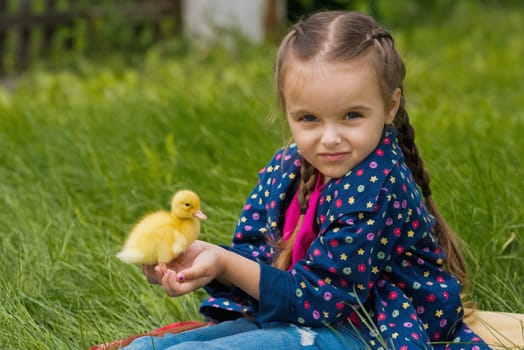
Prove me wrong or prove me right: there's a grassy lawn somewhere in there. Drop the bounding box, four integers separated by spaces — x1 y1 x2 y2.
0 2 522 349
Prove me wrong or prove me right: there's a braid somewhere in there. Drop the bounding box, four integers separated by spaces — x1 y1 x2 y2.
297 156 318 210
394 94 432 196
273 157 317 270
367 29 393 44
394 98 469 287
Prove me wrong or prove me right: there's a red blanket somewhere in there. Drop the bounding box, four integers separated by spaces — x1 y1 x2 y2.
91 321 209 350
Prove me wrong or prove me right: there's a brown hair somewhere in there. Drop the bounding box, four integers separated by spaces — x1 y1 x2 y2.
272 11 469 290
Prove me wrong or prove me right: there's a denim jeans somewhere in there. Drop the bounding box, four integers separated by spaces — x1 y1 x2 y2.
123 317 365 350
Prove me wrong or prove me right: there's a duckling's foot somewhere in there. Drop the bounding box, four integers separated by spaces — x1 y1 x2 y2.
158 262 168 274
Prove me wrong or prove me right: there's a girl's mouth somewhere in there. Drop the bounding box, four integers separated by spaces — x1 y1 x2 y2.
319 152 349 162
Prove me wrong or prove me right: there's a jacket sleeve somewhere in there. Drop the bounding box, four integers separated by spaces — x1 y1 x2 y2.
227 148 289 264
205 147 291 298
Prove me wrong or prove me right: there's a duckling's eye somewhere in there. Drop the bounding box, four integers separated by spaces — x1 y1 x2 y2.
184 202 191 207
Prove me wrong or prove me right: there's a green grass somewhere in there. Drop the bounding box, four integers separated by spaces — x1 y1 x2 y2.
0 2 522 349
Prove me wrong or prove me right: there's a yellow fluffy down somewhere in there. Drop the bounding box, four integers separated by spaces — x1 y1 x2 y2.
116 190 206 266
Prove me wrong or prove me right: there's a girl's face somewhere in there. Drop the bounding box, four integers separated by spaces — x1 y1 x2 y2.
283 56 400 183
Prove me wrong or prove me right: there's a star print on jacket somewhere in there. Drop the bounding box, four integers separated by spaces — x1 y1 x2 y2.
200 127 488 349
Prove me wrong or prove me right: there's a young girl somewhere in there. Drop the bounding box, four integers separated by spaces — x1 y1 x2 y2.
125 11 489 350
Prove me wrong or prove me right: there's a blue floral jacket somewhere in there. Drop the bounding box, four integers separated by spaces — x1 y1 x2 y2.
200 127 488 349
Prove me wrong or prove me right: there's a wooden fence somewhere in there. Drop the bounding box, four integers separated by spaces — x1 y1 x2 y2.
0 0 182 75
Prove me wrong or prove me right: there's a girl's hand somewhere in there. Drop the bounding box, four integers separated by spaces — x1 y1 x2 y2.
141 260 177 285
160 240 224 297
142 240 261 300
141 264 162 285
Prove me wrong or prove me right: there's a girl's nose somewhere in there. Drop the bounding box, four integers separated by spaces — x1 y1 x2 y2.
321 126 342 147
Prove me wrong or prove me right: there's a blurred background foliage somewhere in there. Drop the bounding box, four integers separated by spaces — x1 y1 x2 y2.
1 0 522 77
288 0 522 25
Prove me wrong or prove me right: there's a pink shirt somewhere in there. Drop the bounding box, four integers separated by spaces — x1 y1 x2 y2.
282 175 325 268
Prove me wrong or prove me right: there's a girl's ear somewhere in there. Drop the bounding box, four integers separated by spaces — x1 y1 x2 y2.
385 88 401 124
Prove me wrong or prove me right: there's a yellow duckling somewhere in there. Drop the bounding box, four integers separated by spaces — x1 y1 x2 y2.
116 190 207 271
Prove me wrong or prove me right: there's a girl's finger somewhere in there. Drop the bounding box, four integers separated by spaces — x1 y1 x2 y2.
176 265 207 283
162 269 181 297
161 269 210 297
155 264 166 281
142 264 161 284
172 276 210 296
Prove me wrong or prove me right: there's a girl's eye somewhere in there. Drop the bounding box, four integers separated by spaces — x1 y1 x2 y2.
344 112 362 120
300 114 318 122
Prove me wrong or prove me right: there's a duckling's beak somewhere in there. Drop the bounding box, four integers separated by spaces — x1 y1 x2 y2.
193 210 207 220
